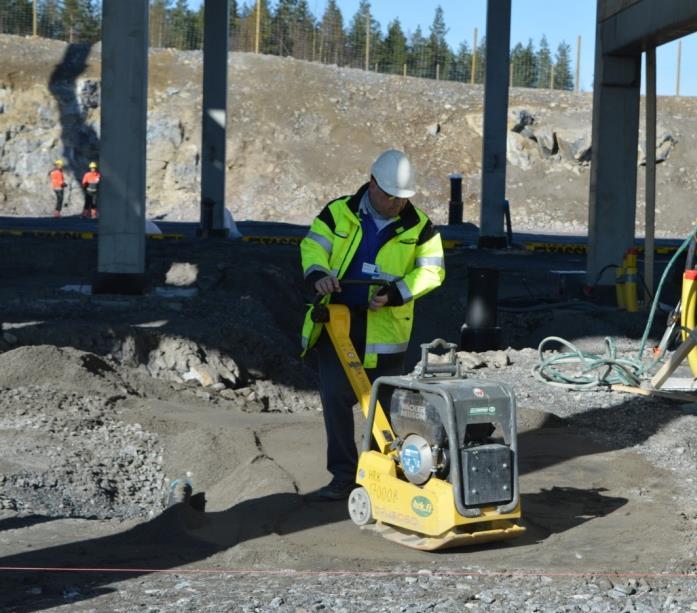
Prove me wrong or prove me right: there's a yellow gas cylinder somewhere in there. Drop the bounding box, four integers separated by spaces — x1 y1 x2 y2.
615 264 626 309
681 269 697 377
623 248 639 312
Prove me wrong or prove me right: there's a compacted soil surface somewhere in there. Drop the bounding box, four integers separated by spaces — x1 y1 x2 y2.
0 233 696 611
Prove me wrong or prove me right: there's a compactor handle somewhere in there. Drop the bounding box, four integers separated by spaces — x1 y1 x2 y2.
417 338 461 378
310 278 390 323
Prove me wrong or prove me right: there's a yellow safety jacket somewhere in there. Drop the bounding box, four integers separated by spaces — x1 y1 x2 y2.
300 184 445 368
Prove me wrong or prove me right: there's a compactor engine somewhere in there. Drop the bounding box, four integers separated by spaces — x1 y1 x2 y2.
389 381 515 510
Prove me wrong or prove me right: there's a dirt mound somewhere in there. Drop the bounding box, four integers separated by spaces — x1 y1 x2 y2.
0 345 132 396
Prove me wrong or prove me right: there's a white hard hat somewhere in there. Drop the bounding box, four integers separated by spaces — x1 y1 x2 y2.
371 149 416 198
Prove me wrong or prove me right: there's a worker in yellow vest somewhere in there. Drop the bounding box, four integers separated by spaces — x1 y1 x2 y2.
300 149 445 501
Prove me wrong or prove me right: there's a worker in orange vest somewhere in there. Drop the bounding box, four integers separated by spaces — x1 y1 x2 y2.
48 159 67 218
81 161 101 219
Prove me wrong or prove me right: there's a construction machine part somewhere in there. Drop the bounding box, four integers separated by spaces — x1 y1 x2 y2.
681 270 697 377
354 450 523 546
314 291 524 551
364 519 526 551
348 487 375 526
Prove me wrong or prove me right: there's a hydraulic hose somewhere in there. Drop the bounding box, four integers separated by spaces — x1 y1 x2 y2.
534 225 697 389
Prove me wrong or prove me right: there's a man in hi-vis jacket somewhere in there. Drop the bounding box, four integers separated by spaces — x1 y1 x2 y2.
300 149 445 501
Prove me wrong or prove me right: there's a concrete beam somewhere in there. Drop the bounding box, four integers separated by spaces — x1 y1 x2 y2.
478 0 511 249
587 39 642 287
599 0 643 22
601 0 697 54
95 0 148 294
200 0 229 236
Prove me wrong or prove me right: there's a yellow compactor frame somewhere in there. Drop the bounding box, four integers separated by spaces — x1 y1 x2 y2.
323 303 525 551
681 270 697 377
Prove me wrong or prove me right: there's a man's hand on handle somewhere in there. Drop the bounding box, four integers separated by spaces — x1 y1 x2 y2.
314 275 341 296
369 290 389 311
313 276 393 310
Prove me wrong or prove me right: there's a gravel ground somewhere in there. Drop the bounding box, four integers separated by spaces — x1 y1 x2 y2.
1 237 697 612
8 568 697 612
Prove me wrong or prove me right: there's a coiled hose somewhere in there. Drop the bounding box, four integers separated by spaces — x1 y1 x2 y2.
533 225 697 390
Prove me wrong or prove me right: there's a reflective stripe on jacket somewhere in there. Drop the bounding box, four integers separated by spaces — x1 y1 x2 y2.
300 183 445 369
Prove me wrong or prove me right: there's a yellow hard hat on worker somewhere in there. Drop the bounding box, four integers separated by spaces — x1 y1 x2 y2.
89 161 98 169
54 159 64 167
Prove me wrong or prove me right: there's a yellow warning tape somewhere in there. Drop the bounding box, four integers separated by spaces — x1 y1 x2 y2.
241 235 302 246
0 229 184 241
0 228 680 255
241 236 680 255
147 233 185 241
523 241 587 254
0 229 95 240
242 235 467 251
522 241 678 255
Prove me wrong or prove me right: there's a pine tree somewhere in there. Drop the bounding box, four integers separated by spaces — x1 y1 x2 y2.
80 0 100 42
554 41 574 90
536 35 552 89
509 42 525 87
38 0 62 39
382 18 407 74
449 40 471 82
427 5 451 80
4 0 33 36
523 39 537 87
408 26 430 79
239 0 272 54
510 39 537 87
229 0 240 50
61 0 80 42
290 0 316 61
273 0 296 57
473 35 486 83
61 0 99 43
149 0 172 48
170 0 202 50
346 0 381 70
319 0 344 65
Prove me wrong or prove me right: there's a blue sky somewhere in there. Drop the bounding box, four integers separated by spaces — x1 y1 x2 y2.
189 0 697 96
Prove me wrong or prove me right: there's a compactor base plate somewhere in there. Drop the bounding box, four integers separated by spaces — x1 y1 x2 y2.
362 519 526 551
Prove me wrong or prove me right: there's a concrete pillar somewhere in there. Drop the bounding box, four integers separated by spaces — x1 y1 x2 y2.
587 29 641 287
200 0 230 236
95 0 148 294
478 0 511 249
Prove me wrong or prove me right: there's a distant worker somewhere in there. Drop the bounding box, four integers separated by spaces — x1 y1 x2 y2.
48 160 67 218
299 149 445 501
81 161 100 219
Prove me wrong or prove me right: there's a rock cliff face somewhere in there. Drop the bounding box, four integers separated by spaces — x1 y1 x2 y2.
0 34 695 235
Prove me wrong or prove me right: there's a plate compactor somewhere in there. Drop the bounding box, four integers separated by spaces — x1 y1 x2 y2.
312 295 525 551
